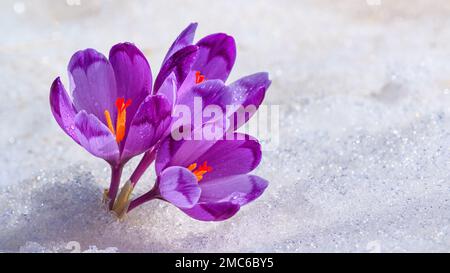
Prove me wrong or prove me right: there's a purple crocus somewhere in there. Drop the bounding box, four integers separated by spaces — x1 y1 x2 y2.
50 43 172 209
49 24 271 220
155 22 270 130
128 133 268 221
128 23 271 187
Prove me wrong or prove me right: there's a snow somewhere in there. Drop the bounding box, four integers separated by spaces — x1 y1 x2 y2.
1 0 450 252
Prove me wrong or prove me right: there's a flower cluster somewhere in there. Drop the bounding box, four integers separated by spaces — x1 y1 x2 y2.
50 23 271 221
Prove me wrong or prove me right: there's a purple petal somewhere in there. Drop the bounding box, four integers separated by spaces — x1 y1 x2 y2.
158 166 201 208
154 72 177 110
199 175 268 206
155 133 261 179
109 43 152 125
174 79 226 127
155 136 215 175
193 33 236 82
192 133 262 181
155 136 183 175
121 94 172 160
175 73 270 131
227 72 271 107
181 202 240 221
163 23 198 63
68 48 118 124
154 45 198 92
216 72 271 130
49 77 79 144
175 69 196 95
74 110 120 163
178 78 225 106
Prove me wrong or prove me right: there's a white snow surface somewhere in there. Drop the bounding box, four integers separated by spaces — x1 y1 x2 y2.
1 0 450 252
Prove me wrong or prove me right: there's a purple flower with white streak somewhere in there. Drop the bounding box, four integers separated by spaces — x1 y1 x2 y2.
49 23 271 220
128 133 268 221
50 43 172 209
128 23 271 187
155 23 270 131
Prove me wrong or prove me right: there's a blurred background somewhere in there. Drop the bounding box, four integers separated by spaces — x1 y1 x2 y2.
1 0 450 252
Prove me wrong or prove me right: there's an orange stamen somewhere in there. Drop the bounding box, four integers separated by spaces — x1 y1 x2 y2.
115 98 132 143
104 98 132 143
195 71 205 84
187 163 197 171
104 110 115 135
188 161 212 181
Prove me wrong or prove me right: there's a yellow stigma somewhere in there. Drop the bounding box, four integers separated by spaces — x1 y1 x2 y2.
104 110 115 136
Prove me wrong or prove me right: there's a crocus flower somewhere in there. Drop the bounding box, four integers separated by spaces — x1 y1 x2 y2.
128 133 268 221
155 22 271 130
128 23 271 187
50 43 172 208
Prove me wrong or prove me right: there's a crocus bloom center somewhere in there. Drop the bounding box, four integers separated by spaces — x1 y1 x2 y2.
187 161 212 181
195 71 205 84
104 98 132 143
